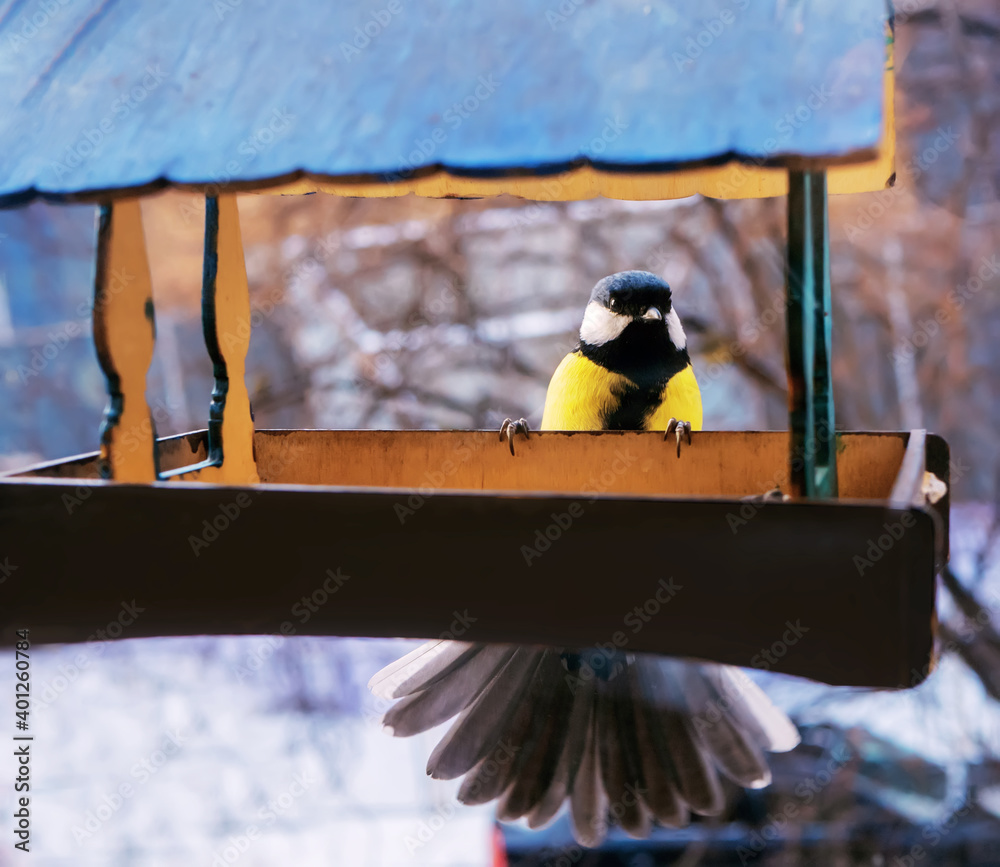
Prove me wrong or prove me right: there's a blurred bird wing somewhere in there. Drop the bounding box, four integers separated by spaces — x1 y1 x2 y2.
540 351 627 431
646 363 703 432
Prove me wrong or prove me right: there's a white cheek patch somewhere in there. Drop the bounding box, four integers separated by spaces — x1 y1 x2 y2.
579 300 629 346
666 307 687 350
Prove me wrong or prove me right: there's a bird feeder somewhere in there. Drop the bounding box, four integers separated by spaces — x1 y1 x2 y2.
0 1 945 689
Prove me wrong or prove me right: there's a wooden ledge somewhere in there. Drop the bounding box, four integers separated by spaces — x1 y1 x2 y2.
0 430 944 688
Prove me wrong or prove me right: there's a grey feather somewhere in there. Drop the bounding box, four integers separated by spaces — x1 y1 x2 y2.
569 687 607 847
628 660 686 827
382 645 516 736
459 650 559 807
679 663 771 789
496 653 574 820
426 648 544 780
526 674 595 830
635 656 725 816
597 666 651 837
369 640 479 700
457 739 522 806
704 666 800 752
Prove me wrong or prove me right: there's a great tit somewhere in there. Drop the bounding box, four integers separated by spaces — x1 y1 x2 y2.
541 270 702 449
370 271 798 846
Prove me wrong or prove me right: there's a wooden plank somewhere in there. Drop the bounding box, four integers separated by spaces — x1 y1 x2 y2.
0 475 937 687
164 196 258 484
9 428 948 554
2 432 207 481
249 430 906 500
13 430 915 499
91 200 158 482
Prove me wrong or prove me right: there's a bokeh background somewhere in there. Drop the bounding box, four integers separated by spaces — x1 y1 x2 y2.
2 0 1000 864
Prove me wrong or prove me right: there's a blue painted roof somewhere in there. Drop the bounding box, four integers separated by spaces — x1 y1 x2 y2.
0 0 887 206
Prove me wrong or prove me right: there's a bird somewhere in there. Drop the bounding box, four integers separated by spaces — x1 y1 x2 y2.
368 270 800 846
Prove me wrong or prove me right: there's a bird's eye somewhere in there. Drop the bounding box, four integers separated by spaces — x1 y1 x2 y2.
609 298 620 311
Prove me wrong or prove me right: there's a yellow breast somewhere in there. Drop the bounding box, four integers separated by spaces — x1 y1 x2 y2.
540 351 702 432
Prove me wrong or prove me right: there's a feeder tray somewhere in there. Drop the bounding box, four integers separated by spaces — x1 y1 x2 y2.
0 1 944 688
3 428 945 688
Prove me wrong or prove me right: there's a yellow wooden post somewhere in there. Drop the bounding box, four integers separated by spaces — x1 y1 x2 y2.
92 199 158 482
197 194 259 484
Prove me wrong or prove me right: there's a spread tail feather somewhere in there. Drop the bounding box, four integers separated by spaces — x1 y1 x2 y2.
569 687 607 847
634 655 724 815
370 644 799 847
382 645 516 736
426 648 544 780
525 672 594 829
368 640 477 700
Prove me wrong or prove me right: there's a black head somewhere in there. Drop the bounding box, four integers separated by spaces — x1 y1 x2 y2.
580 270 687 352
589 270 673 321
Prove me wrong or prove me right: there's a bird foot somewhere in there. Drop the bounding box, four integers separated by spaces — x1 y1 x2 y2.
499 417 530 456
741 488 789 503
663 418 692 458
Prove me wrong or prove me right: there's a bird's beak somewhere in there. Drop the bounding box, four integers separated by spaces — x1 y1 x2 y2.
642 306 663 321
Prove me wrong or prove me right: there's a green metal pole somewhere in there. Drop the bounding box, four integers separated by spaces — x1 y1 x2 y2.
786 171 838 498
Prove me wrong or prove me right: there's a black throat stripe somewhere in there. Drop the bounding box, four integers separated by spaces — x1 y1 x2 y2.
579 321 690 431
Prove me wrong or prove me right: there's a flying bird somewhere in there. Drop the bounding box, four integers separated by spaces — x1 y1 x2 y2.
369 271 799 845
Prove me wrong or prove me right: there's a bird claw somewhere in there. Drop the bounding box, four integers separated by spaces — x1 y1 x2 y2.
741 487 789 503
499 417 530 456
663 418 692 458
